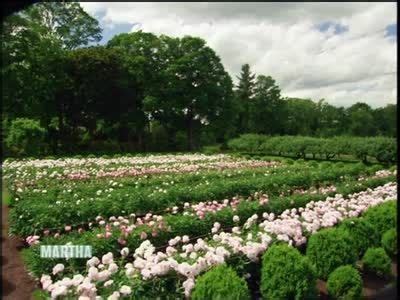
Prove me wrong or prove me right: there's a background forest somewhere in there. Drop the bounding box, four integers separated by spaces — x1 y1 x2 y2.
1 2 397 157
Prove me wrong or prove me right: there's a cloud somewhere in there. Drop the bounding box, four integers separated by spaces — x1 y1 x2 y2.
81 2 397 108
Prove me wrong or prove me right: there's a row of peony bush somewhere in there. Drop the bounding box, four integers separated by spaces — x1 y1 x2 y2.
22 172 395 279
3 153 230 170
35 182 396 299
228 134 397 163
165 196 398 300
21 169 391 261
10 162 376 236
3 155 278 185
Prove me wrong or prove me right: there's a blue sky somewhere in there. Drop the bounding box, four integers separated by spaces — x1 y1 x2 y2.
385 23 397 38
317 21 349 35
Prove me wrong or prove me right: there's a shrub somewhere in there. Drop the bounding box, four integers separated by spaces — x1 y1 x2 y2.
382 228 397 257
368 137 397 163
362 201 397 236
5 118 47 157
336 162 345 168
339 218 379 257
202 144 221 155
227 134 267 152
260 244 317 299
191 264 250 300
362 248 392 277
306 228 358 279
285 158 294 165
326 265 362 300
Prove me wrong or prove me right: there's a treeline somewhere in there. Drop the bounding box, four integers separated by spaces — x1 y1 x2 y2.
228 134 397 163
1 2 397 157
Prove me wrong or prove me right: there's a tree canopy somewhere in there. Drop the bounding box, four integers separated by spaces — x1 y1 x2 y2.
1 2 396 157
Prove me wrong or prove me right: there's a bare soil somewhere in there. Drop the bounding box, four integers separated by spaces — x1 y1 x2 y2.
2 204 37 300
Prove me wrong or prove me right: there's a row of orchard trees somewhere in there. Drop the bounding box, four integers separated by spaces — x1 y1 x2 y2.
228 134 397 163
1 2 397 157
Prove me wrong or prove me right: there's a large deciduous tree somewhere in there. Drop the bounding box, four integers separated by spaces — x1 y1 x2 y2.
163 36 234 150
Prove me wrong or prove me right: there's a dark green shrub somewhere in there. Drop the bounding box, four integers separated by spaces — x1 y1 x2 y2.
382 228 397 257
326 265 362 300
202 145 221 155
260 244 317 299
368 137 397 163
285 158 294 165
5 118 47 157
191 264 250 300
336 162 345 168
362 248 392 277
308 161 319 168
227 134 267 152
306 228 358 279
362 201 397 236
339 218 380 257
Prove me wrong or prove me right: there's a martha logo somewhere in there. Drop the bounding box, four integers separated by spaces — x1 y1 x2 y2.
40 245 92 258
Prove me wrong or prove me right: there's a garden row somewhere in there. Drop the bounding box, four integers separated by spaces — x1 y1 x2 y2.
3 153 278 184
9 161 381 236
22 171 395 279
35 182 397 299
227 134 397 163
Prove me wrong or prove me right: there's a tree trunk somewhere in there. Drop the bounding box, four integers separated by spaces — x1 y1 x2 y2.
187 117 194 151
186 106 194 151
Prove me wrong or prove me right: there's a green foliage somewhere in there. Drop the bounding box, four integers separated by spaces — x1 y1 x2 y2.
382 228 397 257
227 134 267 152
362 201 397 236
306 228 358 279
362 248 392 277
326 265 362 300
260 244 317 299
202 144 222 155
19 163 390 277
191 264 250 300
228 135 397 163
338 218 380 257
5 118 46 156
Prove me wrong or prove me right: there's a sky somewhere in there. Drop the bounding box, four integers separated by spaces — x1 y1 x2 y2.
80 2 397 108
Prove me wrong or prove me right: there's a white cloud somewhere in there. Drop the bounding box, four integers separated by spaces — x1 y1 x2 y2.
81 2 397 108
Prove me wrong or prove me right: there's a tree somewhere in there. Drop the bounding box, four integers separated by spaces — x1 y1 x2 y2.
284 98 319 135
249 75 285 134
235 64 256 133
315 99 345 137
2 1 103 153
373 104 397 137
347 102 377 136
161 36 234 150
107 31 164 150
25 1 102 49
